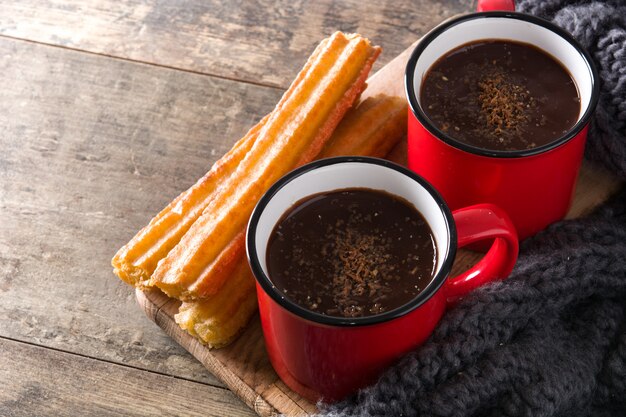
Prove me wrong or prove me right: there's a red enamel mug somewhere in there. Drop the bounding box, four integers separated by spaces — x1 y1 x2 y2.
247 157 518 402
406 4 600 240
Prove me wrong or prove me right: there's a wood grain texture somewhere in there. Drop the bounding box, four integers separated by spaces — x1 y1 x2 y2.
0 34 282 389
0 338 255 417
135 38 623 416
0 0 473 88
137 289 316 417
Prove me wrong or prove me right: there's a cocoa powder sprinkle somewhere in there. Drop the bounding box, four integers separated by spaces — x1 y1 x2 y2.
478 69 536 138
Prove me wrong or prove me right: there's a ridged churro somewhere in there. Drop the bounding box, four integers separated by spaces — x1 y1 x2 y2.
112 38 340 289
111 34 336 288
319 95 407 158
112 32 411 349
111 116 267 287
175 260 258 348
174 93 406 347
151 32 381 300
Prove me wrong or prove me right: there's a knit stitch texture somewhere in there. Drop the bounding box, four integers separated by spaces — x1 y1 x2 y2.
317 1 626 416
517 0 626 179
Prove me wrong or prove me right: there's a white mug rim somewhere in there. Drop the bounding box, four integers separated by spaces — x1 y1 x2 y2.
246 157 457 327
405 11 600 158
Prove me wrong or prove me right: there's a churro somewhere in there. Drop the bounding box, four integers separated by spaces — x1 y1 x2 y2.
151 32 381 300
111 117 266 287
175 260 257 348
111 35 340 288
112 32 412 348
319 95 407 159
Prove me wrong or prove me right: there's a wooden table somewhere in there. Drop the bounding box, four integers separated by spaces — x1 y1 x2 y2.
0 1 475 415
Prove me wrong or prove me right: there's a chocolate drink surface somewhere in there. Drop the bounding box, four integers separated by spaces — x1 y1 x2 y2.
420 40 581 151
266 188 437 318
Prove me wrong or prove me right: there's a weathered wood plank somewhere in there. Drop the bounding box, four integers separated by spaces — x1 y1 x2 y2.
137 289 317 417
0 35 282 387
0 0 472 88
0 337 255 417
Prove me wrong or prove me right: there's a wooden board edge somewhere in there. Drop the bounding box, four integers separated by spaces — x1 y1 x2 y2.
136 288 316 417
135 289 277 416
567 161 623 219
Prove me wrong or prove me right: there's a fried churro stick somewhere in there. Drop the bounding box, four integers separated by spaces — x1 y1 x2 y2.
112 35 333 287
175 260 257 348
176 94 407 348
111 117 267 287
151 32 381 300
319 95 407 158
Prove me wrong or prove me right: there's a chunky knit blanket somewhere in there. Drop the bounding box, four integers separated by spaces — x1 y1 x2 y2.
518 0 626 178
318 1 626 416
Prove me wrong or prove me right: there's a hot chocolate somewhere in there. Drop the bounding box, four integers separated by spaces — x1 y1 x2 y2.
420 40 580 151
266 188 437 318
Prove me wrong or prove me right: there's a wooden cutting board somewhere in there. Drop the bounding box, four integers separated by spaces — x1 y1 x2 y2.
136 38 622 417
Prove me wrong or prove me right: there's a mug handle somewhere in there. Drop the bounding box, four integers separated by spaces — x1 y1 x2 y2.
445 204 518 304
477 0 516 12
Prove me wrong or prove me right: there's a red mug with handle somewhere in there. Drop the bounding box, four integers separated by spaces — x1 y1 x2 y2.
247 157 518 402
406 0 600 241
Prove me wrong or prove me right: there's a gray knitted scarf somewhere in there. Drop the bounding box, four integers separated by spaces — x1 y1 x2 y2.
318 1 626 416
